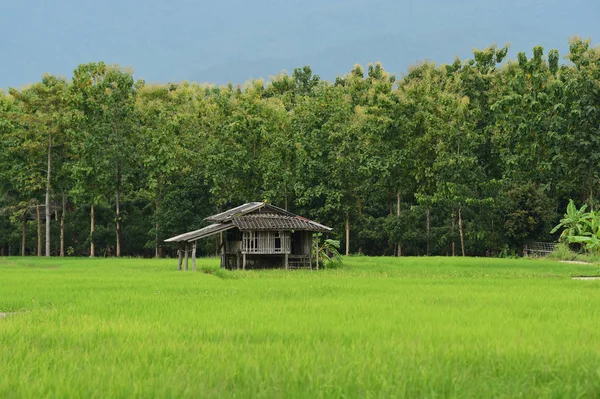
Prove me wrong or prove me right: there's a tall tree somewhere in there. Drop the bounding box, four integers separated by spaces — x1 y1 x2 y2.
8 76 71 256
72 62 137 257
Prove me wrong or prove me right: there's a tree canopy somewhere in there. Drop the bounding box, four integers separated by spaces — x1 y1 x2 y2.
1 38 598 258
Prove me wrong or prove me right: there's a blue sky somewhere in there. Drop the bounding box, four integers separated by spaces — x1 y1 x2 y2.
1 0 599 89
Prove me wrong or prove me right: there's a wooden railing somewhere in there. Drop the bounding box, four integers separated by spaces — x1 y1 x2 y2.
242 231 290 254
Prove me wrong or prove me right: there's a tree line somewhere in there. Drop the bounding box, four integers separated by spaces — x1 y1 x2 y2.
1 38 599 258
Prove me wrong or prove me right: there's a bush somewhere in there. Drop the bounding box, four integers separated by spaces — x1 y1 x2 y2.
547 242 579 261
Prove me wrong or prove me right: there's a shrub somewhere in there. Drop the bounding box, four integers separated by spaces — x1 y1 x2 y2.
547 242 579 261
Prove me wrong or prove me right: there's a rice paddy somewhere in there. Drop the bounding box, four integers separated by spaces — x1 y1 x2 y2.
1 256 600 398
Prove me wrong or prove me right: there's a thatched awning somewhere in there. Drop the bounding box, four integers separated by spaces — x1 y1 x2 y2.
164 223 234 243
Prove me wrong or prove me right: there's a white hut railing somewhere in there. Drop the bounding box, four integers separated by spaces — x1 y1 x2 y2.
242 231 290 254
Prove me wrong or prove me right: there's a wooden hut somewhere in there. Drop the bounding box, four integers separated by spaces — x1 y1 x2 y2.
165 202 332 270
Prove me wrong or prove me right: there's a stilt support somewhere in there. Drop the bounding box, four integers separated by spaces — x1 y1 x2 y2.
192 241 197 272
315 235 319 271
177 247 183 271
184 243 189 271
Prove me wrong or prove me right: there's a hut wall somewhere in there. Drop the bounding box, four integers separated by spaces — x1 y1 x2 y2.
241 231 290 254
303 231 312 255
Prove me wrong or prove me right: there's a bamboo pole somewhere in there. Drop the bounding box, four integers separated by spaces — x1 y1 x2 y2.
192 242 197 272
177 247 183 271
184 244 189 271
315 234 319 271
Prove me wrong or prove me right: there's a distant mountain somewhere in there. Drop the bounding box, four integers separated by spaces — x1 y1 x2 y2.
1 0 599 88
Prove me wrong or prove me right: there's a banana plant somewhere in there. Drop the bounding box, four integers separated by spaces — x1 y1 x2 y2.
564 210 600 252
550 200 592 241
312 233 342 266
568 233 600 252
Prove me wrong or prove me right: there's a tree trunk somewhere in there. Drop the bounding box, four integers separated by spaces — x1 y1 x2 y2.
45 134 52 257
426 207 430 256
115 164 121 257
21 210 27 256
345 212 350 256
36 205 42 256
451 212 456 257
396 192 402 257
90 203 95 258
155 197 159 258
60 192 65 257
459 207 465 257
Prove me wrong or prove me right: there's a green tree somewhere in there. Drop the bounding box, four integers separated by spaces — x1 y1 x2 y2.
72 62 137 257
8 75 72 256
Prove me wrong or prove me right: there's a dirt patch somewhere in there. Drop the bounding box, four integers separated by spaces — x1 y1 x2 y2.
0 312 13 319
560 260 594 265
572 276 600 280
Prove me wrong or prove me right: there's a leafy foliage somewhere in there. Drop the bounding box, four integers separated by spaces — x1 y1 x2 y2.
2 39 600 257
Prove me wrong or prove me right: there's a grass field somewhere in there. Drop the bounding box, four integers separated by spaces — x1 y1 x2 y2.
1 256 600 398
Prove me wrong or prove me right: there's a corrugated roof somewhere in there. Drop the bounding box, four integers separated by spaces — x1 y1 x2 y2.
164 223 234 243
232 213 332 232
205 202 298 223
204 202 265 222
165 203 332 243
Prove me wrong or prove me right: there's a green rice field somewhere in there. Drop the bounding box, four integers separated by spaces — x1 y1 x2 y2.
1 256 600 398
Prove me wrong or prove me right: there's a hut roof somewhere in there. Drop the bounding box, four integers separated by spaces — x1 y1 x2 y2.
232 213 331 232
165 202 332 243
204 202 295 223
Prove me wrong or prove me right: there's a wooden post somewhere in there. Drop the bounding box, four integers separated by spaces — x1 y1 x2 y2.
242 253 246 270
177 247 183 271
184 243 189 271
192 241 197 272
220 233 225 268
284 253 289 270
315 234 319 271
